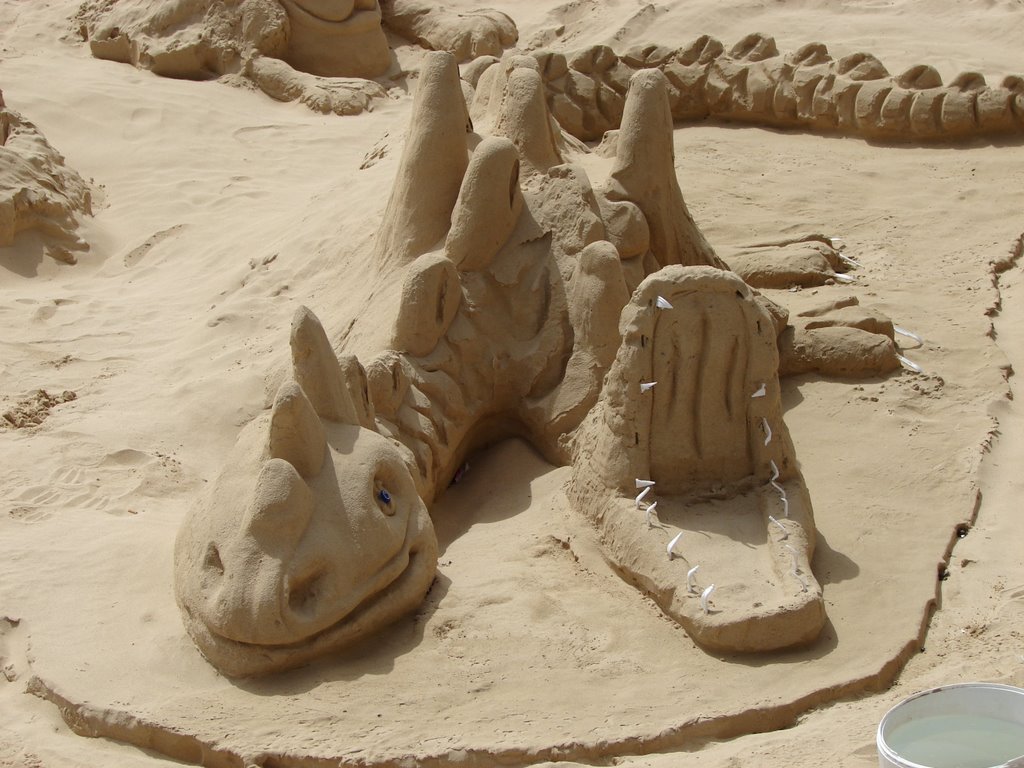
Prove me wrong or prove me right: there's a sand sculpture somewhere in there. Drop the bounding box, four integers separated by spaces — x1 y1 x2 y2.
530 32 1024 142
74 0 517 115
175 50 911 676
0 90 91 264
74 0 1024 144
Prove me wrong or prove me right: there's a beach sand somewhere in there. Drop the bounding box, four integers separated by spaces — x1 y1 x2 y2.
1 1 1022 765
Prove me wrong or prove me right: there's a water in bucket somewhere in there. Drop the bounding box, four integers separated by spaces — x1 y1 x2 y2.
886 713 1024 768
878 683 1024 768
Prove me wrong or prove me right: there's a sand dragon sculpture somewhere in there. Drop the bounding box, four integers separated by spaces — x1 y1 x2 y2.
71 0 1012 679
174 48 913 676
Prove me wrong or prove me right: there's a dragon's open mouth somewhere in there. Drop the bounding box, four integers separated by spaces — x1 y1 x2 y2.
184 533 437 676
265 544 430 651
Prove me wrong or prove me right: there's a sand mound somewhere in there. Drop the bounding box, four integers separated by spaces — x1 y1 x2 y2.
0 91 91 265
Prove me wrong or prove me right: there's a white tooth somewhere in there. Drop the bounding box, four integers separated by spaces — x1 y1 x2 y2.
635 485 651 508
687 564 700 594
700 584 716 614
768 515 788 540
645 501 658 528
894 326 923 344
897 354 923 374
667 531 683 560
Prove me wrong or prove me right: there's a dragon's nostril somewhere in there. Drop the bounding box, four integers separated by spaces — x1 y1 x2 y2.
204 544 224 576
288 571 327 618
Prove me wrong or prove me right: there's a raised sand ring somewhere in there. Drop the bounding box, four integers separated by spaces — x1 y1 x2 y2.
173 53 905 676
0 90 91 265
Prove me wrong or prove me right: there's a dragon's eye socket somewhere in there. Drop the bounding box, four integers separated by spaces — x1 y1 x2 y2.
374 477 396 516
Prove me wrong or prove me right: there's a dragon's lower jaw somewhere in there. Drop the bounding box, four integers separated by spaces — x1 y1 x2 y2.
180 541 439 678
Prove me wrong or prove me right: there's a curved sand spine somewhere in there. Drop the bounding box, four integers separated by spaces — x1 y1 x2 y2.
532 33 1024 142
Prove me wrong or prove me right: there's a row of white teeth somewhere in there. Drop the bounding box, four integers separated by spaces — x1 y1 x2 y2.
632 254 927 611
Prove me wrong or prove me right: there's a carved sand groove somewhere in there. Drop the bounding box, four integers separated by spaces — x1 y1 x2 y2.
532 33 1024 142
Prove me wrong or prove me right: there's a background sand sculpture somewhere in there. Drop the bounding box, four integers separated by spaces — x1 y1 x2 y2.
2 0 1023 766
0 91 91 266
530 33 1024 142
75 0 517 115
76 0 1024 145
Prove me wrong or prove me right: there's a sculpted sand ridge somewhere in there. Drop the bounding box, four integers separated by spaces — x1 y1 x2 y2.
534 32 1024 142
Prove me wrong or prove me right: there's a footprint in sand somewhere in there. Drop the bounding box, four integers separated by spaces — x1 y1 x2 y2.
123 224 186 268
0 617 24 683
7 506 51 524
9 447 180 517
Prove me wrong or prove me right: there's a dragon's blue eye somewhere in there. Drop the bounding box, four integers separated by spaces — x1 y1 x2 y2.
378 489 391 504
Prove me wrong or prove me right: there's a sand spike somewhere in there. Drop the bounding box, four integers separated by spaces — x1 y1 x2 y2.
607 69 724 269
290 306 365 426
269 379 327 478
373 51 470 270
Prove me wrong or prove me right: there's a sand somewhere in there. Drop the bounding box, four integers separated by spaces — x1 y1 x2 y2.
1 0 1023 766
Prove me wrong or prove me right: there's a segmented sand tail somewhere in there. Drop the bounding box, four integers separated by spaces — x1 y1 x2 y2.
533 33 1024 142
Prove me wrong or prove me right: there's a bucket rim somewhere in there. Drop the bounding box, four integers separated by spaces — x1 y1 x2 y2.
876 682 1024 768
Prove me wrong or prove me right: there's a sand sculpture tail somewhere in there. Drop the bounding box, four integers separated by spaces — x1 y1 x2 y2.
533 32 1024 143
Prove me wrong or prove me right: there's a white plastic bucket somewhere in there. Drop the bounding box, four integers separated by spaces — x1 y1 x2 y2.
877 683 1024 768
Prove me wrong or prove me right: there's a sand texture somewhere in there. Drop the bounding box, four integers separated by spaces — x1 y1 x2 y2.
2 1 1023 766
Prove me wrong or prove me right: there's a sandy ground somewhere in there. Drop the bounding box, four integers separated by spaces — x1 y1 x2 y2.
1 1 1022 766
